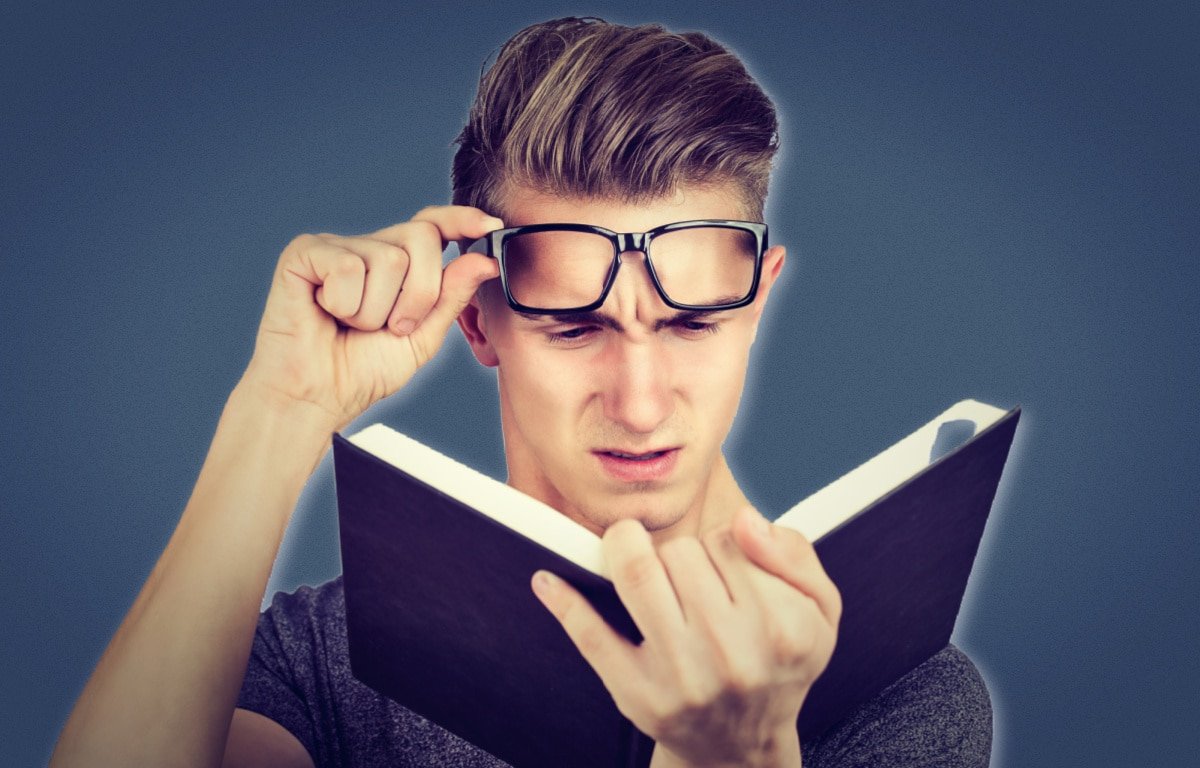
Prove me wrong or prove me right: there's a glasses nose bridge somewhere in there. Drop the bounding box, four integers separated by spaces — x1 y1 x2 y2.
614 231 649 258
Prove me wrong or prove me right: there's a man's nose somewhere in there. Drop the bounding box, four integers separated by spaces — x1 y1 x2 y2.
599 335 675 435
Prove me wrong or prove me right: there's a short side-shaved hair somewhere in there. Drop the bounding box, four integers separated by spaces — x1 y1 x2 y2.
451 17 779 220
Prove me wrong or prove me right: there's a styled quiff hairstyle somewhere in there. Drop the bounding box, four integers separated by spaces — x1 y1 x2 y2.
451 17 779 220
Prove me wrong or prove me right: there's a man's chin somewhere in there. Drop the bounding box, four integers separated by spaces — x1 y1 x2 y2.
569 488 694 535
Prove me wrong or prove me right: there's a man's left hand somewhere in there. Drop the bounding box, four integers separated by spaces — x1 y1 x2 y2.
531 507 841 768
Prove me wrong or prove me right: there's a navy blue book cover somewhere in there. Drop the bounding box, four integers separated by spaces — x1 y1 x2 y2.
334 405 1019 767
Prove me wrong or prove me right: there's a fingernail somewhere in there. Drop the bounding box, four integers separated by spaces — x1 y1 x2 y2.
531 570 558 598
483 216 504 230
393 318 416 335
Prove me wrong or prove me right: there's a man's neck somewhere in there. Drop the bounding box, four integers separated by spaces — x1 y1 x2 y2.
650 450 751 546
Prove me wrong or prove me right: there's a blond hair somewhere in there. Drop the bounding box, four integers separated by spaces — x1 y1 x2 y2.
451 17 779 219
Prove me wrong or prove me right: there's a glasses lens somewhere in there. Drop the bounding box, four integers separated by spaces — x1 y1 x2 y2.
503 230 614 310
649 226 758 307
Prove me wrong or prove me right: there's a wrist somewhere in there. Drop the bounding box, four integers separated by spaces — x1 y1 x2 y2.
231 370 341 428
753 726 803 768
651 725 802 768
222 378 340 481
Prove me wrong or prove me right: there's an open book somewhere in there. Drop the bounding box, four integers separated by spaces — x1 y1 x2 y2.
333 399 1021 768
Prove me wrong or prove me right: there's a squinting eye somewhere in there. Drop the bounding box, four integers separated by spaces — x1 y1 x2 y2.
546 326 595 344
676 321 720 337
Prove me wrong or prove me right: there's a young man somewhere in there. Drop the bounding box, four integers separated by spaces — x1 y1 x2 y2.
52 18 992 768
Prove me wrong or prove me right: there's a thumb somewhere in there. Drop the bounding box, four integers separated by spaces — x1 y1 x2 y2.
733 506 842 628
732 507 815 594
407 251 500 359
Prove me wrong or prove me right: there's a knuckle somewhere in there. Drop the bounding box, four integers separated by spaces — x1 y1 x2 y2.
407 218 442 246
708 638 762 696
646 693 681 732
702 526 736 558
335 253 364 275
767 626 798 664
375 244 409 272
614 552 660 589
827 582 844 625
568 616 605 658
656 537 695 568
767 619 814 665
284 232 319 254
676 680 710 712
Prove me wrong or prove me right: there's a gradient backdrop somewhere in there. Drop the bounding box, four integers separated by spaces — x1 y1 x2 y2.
3 1 1197 765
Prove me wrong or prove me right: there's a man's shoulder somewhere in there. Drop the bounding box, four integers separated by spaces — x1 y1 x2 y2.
263 575 346 618
805 644 993 767
247 574 509 766
887 644 992 710
256 576 348 658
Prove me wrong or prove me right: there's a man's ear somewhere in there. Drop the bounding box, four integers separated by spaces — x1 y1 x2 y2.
457 291 500 368
750 245 787 328
748 245 787 345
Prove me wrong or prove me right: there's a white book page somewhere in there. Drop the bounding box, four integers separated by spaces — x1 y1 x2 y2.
347 398 1007 577
774 399 1008 541
347 425 609 577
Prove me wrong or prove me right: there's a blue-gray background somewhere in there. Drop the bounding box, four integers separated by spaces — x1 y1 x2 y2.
3 1 1196 765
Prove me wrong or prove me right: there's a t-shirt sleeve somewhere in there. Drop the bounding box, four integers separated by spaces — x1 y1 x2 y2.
236 584 332 761
802 644 993 768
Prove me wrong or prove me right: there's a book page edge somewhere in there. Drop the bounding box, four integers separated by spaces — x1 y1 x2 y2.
344 424 608 578
774 399 1009 541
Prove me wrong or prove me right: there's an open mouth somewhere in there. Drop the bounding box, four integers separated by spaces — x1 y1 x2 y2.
593 447 680 482
602 450 670 461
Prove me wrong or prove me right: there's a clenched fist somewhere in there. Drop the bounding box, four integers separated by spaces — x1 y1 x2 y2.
240 205 502 432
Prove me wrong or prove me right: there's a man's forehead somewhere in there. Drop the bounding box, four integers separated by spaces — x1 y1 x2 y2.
493 182 752 228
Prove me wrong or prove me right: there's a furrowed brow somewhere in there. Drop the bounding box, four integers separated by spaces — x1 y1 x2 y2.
516 308 724 333
516 311 624 331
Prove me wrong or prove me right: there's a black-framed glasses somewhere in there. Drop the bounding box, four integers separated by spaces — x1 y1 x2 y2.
464 219 768 314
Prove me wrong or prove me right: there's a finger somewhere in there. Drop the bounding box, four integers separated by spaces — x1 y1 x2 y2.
656 535 734 622
531 570 641 690
732 507 842 627
378 221 442 335
372 205 503 250
701 525 758 606
657 535 769 695
404 251 500 364
320 235 410 331
285 235 365 320
602 519 686 642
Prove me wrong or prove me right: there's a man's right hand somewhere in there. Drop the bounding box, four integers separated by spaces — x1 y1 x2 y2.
52 205 504 768
240 205 503 432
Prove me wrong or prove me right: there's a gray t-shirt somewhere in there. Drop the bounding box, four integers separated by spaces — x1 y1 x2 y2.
238 577 992 767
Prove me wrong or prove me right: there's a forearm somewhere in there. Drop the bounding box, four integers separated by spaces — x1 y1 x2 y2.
51 382 334 768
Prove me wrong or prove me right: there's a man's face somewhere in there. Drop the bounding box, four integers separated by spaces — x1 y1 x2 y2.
458 183 786 537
